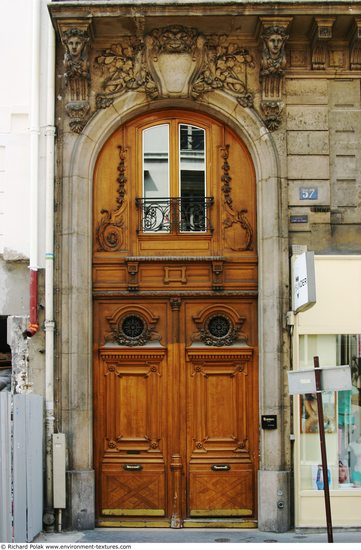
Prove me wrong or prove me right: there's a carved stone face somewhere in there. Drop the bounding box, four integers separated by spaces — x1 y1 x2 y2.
266 34 284 57
67 36 83 58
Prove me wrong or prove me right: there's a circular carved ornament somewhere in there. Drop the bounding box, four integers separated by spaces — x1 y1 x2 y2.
112 314 151 346
200 314 237 346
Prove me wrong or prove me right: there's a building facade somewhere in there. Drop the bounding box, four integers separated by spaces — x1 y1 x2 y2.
1 0 361 537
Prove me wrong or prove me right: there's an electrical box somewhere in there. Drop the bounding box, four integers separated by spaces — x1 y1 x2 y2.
53 433 66 509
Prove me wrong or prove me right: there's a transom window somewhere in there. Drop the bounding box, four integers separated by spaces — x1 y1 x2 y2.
137 122 213 233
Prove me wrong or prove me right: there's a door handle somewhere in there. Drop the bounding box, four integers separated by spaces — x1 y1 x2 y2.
123 464 143 471
211 464 231 471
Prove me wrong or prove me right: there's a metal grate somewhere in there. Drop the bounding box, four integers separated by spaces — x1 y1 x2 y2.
136 197 214 234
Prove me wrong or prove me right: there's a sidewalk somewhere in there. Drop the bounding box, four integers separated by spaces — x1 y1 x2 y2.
34 527 361 545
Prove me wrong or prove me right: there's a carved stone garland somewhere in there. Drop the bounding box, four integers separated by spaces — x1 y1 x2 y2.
96 145 127 252
221 144 253 251
96 25 254 108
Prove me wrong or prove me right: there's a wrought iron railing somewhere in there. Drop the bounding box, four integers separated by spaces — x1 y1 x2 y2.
136 197 214 233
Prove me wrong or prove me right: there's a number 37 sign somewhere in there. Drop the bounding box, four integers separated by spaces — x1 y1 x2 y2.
299 187 318 200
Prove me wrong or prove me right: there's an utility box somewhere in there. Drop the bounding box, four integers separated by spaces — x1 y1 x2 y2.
53 433 66 509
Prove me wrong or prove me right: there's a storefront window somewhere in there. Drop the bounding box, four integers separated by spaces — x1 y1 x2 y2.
299 334 361 491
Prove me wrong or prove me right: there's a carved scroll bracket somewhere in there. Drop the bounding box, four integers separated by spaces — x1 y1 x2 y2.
310 17 336 71
259 17 292 131
349 17 361 70
59 19 93 133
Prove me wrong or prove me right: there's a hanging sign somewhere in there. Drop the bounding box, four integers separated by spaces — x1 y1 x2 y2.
291 251 316 313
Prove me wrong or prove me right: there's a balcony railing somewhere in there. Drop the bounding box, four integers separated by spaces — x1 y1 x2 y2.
136 197 214 234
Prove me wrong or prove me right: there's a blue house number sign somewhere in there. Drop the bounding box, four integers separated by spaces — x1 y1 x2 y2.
299 187 318 200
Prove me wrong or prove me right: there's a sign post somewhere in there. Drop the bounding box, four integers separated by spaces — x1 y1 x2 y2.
313 356 333 544
288 358 352 544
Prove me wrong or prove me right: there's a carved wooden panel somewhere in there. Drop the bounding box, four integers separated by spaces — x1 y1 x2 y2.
95 348 167 518
186 347 257 517
189 466 254 516
101 464 166 516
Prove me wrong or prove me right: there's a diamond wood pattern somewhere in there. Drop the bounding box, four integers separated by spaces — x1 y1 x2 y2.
101 468 165 516
189 468 254 516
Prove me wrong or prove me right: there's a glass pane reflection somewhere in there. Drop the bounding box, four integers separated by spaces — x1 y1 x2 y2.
143 124 169 231
179 124 206 231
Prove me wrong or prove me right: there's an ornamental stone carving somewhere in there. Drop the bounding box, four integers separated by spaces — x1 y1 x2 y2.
259 18 292 131
311 17 335 70
96 26 254 108
60 23 92 133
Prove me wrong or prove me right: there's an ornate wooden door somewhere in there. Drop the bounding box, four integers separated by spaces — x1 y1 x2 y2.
93 111 258 527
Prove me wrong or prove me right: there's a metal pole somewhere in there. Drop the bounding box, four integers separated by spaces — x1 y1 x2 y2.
314 356 333 543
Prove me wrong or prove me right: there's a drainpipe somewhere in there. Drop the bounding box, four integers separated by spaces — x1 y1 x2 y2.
27 0 41 337
43 10 56 532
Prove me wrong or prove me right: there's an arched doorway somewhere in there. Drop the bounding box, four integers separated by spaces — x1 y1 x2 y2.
92 110 259 527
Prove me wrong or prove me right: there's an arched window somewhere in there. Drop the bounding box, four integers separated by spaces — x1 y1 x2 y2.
137 121 213 233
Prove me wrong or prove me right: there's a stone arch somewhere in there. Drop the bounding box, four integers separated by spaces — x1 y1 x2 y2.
60 89 288 530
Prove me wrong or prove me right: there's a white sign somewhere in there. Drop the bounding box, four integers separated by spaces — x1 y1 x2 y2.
291 251 316 313
288 365 352 395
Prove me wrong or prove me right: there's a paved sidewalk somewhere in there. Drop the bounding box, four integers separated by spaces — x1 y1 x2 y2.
35 527 361 544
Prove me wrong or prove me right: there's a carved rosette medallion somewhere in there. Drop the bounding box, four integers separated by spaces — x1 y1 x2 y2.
221 144 253 251
96 146 127 252
96 26 254 108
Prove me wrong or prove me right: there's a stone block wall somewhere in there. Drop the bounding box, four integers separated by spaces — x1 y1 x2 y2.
286 78 361 253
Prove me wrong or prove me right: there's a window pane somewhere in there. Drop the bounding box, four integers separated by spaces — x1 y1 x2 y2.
179 124 206 232
142 124 169 232
299 334 361 491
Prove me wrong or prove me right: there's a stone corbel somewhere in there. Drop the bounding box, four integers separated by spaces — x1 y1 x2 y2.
349 17 361 70
310 17 335 70
259 17 292 131
58 19 93 133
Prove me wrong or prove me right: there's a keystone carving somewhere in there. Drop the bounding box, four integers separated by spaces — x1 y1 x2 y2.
259 18 291 131
96 26 254 108
60 24 92 133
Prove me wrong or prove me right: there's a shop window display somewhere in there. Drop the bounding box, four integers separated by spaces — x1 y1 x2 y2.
299 334 361 491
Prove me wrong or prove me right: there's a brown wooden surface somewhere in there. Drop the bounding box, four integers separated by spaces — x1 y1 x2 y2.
93 110 258 525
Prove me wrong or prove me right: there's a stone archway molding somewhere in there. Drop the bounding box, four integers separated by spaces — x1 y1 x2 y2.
60 89 289 531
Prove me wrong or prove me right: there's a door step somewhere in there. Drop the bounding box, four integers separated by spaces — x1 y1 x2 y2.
183 518 257 529
97 517 257 529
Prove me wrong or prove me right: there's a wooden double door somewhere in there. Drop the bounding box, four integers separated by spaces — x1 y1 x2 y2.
93 296 258 527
